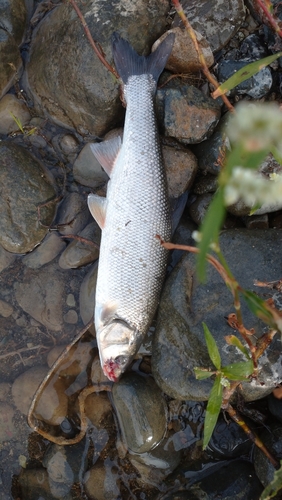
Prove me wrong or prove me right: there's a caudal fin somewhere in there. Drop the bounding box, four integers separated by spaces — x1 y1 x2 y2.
112 32 174 85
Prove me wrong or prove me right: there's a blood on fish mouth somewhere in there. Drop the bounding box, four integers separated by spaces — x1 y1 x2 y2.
103 359 120 382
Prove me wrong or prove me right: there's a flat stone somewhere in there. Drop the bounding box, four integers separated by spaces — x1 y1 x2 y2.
0 141 57 253
0 94 31 135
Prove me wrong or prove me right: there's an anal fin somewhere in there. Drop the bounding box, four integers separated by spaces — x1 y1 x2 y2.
90 136 122 177
88 194 107 229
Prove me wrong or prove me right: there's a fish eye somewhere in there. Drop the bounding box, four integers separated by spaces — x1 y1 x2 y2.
115 355 127 367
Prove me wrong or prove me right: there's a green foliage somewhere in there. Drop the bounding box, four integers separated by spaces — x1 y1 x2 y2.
203 374 223 449
213 52 282 98
260 461 282 500
195 323 253 449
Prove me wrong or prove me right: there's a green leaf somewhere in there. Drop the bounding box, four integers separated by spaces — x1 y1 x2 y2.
225 335 250 359
203 375 223 449
197 189 226 281
194 367 215 380
9 112 24 133
221 360 254 380
213 52 282 98
202 322 221 370
260 460 282 500
240 289 277 328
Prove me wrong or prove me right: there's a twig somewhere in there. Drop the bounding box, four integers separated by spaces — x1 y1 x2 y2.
68 0 120 80
171 0 234 112
61 234 100 249
255 0 282 37
0 344 49 363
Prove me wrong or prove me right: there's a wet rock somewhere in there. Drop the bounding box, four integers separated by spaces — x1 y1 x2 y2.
84 462 119 500
192 173 218 195
26 0 170 135
152 229 282 401
188 193 213 225
157 80 221 145
18 468 53 500
0 382 11 400
14 260 84 332
192 112 230 175
217 60 272 99
12 365 49 415
254 423 282 487
0 0 27 98
242 214 269 230
206 414 253 459
34 377 69 427
0 244 16 272
73 143 109 189
153 27 214 74
0 402 18 441
79 262 98 326
163 144 198 199
268 393 282 424
56 192 90 236
129 433 181 486
59 221 100 269
23 232 66 269
0 298 13 317
0 94 31 135
84 392 112 428
112 372 167 453
42 441 87 497
0 141 57 253
172 0 246 52
47 345 67 368
191 460 263 499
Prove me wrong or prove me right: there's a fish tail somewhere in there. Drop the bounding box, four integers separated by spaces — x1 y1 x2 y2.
111 32 174 85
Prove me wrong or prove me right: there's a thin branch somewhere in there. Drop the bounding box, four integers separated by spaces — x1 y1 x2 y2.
171 0 234 112
68 0 120 80
255 0 282 37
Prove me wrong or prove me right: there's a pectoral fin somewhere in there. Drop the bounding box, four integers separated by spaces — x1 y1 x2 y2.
90 136 122 177
88 194 107 229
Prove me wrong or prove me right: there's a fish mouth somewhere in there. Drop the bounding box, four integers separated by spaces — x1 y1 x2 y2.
103 359 122 382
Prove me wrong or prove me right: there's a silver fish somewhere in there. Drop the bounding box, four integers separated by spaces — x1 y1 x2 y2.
88 32 174 382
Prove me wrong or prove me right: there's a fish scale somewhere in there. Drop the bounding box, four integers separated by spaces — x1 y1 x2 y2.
88 32 175 381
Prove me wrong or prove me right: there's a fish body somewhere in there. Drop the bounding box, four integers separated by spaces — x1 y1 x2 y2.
88 33 174 381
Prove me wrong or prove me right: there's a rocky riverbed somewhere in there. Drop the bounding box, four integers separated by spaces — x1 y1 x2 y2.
1 0 282 498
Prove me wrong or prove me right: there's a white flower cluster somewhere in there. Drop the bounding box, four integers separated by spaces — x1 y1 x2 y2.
227 102 282 153
224 166 282 207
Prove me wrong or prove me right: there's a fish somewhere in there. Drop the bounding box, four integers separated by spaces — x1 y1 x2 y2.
87 32 175 382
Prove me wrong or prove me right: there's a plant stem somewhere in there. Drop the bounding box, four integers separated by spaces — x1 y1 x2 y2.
171 0 234 112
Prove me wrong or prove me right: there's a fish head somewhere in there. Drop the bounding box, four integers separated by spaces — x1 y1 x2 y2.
97 319 141 382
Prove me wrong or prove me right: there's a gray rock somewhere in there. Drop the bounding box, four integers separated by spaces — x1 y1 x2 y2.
23 232 66 269
11 365 49 415
0 243 16 272
14 260 84 332
0 298 13 317
0 402 18 441
172 0 246 52
73 143 109 188
254 424 282 487
217 60 272 99
0 94 31 135
25 0 170 135
59 221 100 269
79 262 98 326
0 0 27 98
152 229 282 401
192 112 230 175
129 432 181 486
84 463 119 500
157 80 221 145
163 144 198 199
112 372 167 453
56 192 90 236
188 193 213 226
192 173 218 195
0 141 57 253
